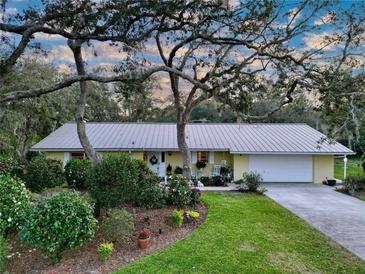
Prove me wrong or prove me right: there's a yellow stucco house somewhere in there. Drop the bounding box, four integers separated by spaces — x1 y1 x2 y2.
31 122 354 183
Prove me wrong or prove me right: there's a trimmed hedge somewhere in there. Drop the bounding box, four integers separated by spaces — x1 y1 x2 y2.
23 156 65 192
86 154 139 210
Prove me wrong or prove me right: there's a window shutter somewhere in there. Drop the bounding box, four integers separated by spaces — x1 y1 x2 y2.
209 151 214 164
192 151 197 164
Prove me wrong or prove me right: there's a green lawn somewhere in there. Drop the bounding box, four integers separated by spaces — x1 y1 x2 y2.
335 156 363 179
117 192 365 274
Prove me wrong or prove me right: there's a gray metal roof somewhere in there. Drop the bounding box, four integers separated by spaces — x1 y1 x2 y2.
31 122 354 155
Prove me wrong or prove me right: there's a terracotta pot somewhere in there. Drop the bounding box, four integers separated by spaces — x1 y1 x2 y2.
138 238 150 249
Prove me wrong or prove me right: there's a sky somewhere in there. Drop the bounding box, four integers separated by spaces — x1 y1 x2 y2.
1 0 364 97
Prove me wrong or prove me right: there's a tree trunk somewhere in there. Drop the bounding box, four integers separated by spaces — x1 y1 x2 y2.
68 39 99 164
20 121 31 159
177 120 192 179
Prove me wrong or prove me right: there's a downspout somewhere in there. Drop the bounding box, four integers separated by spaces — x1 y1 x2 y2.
343 155 348 180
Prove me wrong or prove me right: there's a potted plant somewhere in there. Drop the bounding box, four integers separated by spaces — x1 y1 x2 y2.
166 164 172 176
196 160 207 170
137 230 151 249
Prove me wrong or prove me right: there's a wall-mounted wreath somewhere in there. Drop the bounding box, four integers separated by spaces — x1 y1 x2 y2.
149 155 158 165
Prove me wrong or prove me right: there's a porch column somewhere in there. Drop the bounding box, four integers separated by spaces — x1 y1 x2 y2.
343 156 348 180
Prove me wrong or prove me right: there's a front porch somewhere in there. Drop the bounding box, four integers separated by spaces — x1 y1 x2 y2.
143 150 243 182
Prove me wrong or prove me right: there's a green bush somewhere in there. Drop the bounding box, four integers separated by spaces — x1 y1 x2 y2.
171 210 184 228
0 175 30 235
234 179 245 185
167 175 192 208
0 235 7 272
190 188 202 206
134 176 167 209
174 166 183 175
21 192 97 262
23 155 65 192
344 175 365 194
135 159 153 180
86 154 139 209
186 210 200 219
97 242 113 261
101 208 135 242
199 176 225 186
0 155 24 178
243 171 263 192
64 159 92 189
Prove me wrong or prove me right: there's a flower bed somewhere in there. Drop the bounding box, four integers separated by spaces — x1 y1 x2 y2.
5 203 206 273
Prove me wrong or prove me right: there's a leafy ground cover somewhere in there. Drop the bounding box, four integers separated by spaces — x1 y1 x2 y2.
119 192 365 274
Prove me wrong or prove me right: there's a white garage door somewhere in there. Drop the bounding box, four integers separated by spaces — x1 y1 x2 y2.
248 155 313 182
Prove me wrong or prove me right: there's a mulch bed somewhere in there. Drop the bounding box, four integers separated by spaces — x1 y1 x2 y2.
5 203 207 274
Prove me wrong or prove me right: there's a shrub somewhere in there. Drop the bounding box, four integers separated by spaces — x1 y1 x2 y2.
23 155 65 192
0 235 7 272
243 171 263 192
64 159 91 189
135 159 153 180
174 166 183 175
0 175 30 235
199 176 225 186
190 188 202 206
97 242 113 261
167 175 192 208
234 179 245 185
212 175 225 186
21 192 97 262
171 210 184 228
86 154 139 209
343 175 365 194
186 210 200 219
0 155 24 178
200 176 210 185
134 176 167 209
100 208 135 242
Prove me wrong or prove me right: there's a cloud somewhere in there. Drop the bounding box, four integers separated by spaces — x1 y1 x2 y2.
0 7 17 22
33 32 66 41
57 64 73 74
287 8 301 24
31 41 129 66
314 12 336 26
303 32 340 50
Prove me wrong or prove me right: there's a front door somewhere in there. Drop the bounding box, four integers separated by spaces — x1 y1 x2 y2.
147 152 166 177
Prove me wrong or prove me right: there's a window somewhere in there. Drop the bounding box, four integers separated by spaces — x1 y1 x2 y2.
197 151 209 163
71 152 84 159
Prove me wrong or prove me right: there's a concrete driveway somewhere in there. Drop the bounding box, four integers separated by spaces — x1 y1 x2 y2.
265 183 365 261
